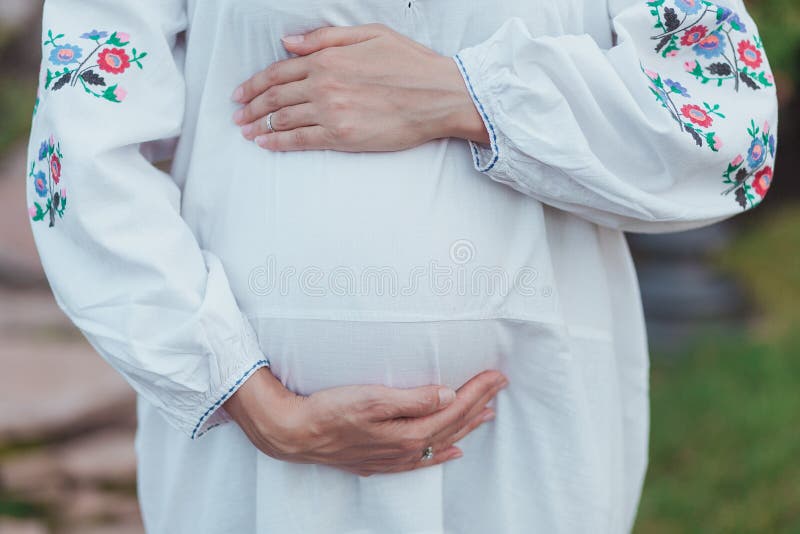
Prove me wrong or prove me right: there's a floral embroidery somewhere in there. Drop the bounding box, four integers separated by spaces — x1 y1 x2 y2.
42 29 146 103
28 136 67 227
646 0 773 91
642 64 724 151
721 120 776 208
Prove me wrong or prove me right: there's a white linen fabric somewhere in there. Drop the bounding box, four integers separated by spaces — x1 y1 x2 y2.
27 0 778 532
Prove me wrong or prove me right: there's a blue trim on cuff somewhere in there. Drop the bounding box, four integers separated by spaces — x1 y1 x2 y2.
453 53 500 173
191 359 270 440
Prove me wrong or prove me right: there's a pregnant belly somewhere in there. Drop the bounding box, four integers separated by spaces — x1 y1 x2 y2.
254 317 510 394
185 136 560 390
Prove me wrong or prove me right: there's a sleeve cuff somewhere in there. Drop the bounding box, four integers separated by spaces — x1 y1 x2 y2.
188 313 271 439
452 52 505 175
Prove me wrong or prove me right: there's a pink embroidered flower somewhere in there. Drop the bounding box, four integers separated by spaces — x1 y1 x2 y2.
28 206 37 219
753 166 772 198
98 47 131 74
681 104 714 128
712 135 723 151
50 153 62 185
737 40 763 69
763 120 770 133
60 187 67 199
765 72 774 84
114 87 128 102
644 69 658 80
684 61 696 72
666 50 679 57
116 32 131 43
732 155 744 167
680 25 708 46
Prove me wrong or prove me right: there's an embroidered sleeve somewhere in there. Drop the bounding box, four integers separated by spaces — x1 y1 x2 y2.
452 0 778 233
27 0 270 439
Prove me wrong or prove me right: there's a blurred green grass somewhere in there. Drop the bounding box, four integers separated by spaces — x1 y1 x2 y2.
636 204 800 533
0 77 36 157
749 0 800 83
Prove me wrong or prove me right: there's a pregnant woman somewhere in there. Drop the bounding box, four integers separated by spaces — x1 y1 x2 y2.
28 0 778 532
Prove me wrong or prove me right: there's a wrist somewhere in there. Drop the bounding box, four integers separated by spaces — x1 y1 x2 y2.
431 55 490 144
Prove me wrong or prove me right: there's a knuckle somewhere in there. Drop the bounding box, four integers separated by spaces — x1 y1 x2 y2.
263 87 280 109
329 120 355 142
291 128 307 147
262 64 279 86
272 110 288 130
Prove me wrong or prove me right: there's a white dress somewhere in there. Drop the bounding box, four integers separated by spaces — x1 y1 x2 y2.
28 0 778 532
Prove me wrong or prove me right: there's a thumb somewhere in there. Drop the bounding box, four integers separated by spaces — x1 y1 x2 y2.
366 384 456 421
281 24 385 55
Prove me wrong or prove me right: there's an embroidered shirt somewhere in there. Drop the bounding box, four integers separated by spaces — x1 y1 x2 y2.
27 0 778 532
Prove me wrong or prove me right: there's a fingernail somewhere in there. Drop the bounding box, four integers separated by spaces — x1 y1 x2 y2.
481 410 496 422
255 135 270 148
452 451 463 460
282 34 304 44
233 109 244 124
231 86 244 102
438 388 456 406
241 124 253 137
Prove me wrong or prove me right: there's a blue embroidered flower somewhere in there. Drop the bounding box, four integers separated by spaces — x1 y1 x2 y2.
80 29 109 40
693 31 726 59
49 44 83 65
37 140 49 161
768 134 776 156
675 0 704 15
728 14 747 32
33 171 48 198
665 79 690 97
747 137 766 168
715 5 733 22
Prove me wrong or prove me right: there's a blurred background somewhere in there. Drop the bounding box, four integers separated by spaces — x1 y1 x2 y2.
0 1 797 533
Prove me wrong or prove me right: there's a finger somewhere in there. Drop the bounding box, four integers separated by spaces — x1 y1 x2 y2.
232 57 311 104
254 126 329 152
343 446 463 477
281 24 387 56
242 103 318 140
442 407 494 448
419 371 507 439
361 384 457 422
234 79 311 127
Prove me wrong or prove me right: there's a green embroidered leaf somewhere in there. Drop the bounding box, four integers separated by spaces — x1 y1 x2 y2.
31 202 46 222
706 132 720 152
647 0 666 7
102 84 120 102
756 71 773 87
107 31 130 47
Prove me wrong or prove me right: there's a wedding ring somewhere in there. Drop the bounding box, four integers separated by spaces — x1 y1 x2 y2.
421 446 434 461
265 112 275 133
